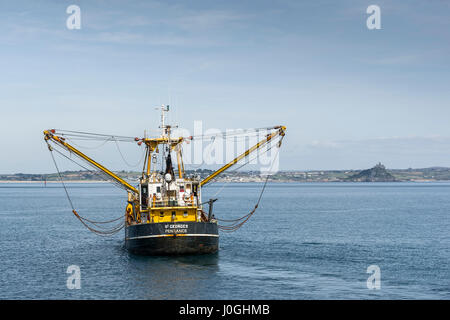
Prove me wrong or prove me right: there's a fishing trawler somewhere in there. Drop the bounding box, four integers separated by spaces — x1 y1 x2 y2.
43 105 286 255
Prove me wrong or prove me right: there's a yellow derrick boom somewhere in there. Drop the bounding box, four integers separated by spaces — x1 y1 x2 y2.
43 129 139 195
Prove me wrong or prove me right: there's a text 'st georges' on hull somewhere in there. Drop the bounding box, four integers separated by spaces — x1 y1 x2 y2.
125 221 218 255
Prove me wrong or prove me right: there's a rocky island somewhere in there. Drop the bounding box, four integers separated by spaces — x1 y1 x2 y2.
345 163 396 182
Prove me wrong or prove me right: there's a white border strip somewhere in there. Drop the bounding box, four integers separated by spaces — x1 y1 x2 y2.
126 234 219 240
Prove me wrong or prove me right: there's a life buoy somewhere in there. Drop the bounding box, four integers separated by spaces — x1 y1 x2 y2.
126 203 134 224
126 203 133 214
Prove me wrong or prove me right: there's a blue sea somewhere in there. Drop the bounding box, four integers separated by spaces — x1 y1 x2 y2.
0 182 449 299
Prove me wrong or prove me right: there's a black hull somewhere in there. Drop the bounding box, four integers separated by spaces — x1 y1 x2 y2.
125 221 219 255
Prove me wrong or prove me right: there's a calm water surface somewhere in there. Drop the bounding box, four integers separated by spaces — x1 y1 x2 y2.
0 182 449 299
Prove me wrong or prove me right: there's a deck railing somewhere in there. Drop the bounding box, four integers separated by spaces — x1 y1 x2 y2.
148 199 196 208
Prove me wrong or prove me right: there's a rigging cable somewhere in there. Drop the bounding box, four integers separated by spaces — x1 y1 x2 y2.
208 140 278 198
214 134 284 232
53 129 137 141
113 137 146 168
203 131 283 192
64 136 113 150
49 144 133 192
46 142 126 236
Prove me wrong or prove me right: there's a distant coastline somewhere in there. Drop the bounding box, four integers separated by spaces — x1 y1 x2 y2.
0 180 109 184
1 180 448 184
2 164 450 183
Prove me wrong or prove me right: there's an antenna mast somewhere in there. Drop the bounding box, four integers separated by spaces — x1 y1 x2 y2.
158 104 170 138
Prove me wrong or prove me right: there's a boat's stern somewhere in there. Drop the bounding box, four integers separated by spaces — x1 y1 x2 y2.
125 221 219 255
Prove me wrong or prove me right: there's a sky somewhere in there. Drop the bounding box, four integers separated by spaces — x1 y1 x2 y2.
0 0 450 173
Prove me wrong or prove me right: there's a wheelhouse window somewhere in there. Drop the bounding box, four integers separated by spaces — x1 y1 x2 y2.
141 185 148 206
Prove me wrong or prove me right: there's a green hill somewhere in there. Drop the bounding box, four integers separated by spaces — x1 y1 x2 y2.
345 163 396 182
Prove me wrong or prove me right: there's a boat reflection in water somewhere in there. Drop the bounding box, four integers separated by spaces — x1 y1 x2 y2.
125 250 220 299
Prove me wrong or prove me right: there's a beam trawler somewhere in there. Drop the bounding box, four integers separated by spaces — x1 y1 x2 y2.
43 105 286 255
